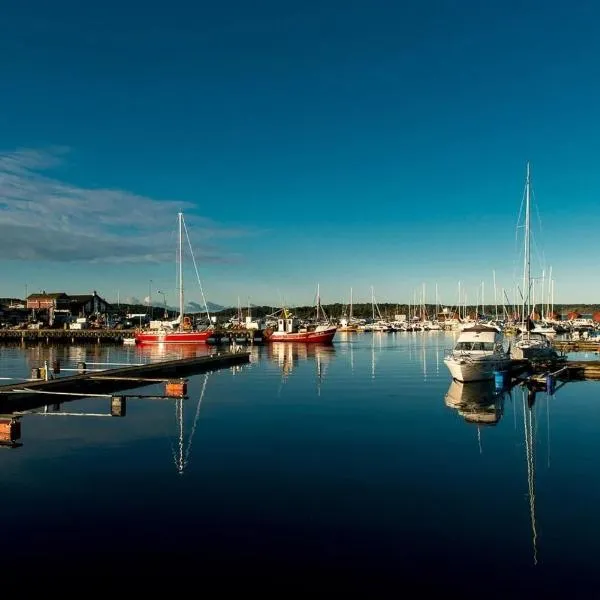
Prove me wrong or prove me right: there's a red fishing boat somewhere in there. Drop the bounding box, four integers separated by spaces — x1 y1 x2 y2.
263 294 337 343
135 212 213 345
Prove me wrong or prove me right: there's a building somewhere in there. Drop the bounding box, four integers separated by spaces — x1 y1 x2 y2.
26 291 111 318
26 292 70 310
68 291 111 317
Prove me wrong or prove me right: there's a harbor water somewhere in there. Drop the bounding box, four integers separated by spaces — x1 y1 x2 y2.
0 332 599 592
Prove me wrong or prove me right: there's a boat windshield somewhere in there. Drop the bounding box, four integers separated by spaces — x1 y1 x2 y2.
454 341 495 351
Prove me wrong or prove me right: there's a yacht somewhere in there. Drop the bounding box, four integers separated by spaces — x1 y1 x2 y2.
443 324 511 383
510 330 558 361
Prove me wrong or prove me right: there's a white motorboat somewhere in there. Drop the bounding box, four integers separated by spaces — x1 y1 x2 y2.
443 324 511 382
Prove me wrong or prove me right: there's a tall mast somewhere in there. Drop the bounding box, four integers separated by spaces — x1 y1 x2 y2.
522 162 531 330
178 212 184 329
371 286 375 321
493 270 498 320
481 280 485 320
350 287 353 320
316 283 320 321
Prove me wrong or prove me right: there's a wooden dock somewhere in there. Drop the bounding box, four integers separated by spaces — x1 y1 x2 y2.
562 361 600 380
0 351 250 412
552 340 600 353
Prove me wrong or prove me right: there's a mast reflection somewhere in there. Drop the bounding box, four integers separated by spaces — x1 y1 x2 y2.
521 384 538 567
445 379 545 567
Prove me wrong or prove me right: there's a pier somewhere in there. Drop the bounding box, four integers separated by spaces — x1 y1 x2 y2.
0 351 250 412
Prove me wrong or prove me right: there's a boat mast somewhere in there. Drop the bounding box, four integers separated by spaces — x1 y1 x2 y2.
178 212 184 330
522 163 531 335
316 283 320 321
493 270 498 320
371 286 375 321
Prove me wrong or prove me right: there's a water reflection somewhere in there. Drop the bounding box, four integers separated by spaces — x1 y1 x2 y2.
172 373 209 475
0 395 127 449
444 379 506 425
133 342 214 361
1 372 210 475
263 343 336 378
520 384 538 567
445 379 545 568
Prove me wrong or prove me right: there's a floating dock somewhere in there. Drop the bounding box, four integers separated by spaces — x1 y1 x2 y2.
0 351 250 412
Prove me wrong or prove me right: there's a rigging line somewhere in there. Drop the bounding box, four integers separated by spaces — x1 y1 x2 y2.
182 216 212 323
183 373 209 469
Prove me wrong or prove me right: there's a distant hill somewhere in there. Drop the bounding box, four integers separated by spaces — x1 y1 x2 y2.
187 301 225 313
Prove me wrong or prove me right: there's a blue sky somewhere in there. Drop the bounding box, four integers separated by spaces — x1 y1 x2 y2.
1 0 599 309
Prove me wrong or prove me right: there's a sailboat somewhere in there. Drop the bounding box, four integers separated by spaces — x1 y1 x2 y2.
337 288 359 332
135 212 213 344
510 164 558 361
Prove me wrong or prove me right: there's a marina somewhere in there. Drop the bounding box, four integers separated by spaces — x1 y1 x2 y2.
0 328 599 590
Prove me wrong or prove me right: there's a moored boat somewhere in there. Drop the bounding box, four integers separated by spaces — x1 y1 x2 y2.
443 324 511 382
135 212 213 345
263 308 336 344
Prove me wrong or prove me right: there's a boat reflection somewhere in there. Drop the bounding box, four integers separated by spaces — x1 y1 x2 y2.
444 379 506 425
133 342 214 361
446 379 545 566
259 343 336 374
254 343 336 394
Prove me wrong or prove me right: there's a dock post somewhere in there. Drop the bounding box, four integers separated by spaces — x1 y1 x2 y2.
110 396 127 417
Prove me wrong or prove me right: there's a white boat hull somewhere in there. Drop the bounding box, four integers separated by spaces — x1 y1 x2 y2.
444 355 512 383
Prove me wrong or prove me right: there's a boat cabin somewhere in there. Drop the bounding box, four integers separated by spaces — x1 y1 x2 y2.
453 325 504 353
278 317 301 333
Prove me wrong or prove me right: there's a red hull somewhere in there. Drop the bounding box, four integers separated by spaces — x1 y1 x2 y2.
135 330 212 344
265 327 337 343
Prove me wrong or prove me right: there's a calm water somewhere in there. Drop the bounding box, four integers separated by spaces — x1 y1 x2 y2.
1 332 599 592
